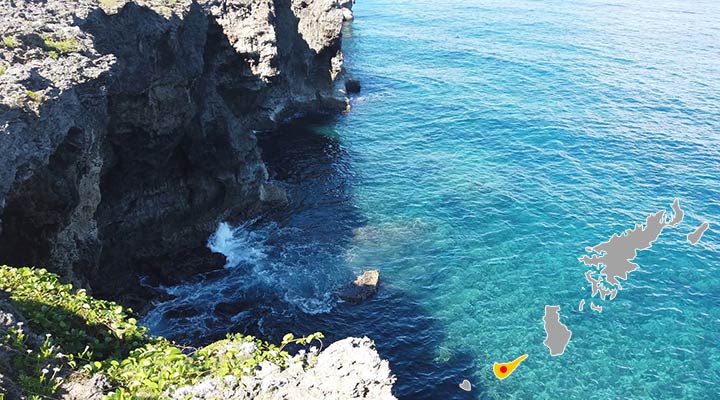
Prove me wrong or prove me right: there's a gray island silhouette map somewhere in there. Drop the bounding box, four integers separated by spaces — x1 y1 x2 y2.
542 199 710 357
688 222 710 245
542 305 572 356
580 199 683 293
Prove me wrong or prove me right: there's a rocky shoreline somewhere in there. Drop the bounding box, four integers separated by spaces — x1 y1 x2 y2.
0 0 355 310
0 266 396 399
0 0 398 398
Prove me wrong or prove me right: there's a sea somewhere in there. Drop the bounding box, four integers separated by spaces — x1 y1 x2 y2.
142 0 720 398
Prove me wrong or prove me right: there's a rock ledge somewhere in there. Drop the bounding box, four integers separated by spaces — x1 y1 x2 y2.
171 337 397 400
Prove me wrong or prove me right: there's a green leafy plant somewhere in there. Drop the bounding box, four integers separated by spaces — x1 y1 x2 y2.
2 324 67 399
0 65 6 76
25 91 45 104
0 267 148 358
41 35 78 55
0 266 325 399
101 331 324 398
2 36 18 48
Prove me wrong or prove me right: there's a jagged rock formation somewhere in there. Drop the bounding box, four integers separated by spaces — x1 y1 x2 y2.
338 0 356 21
170 337 397 400
0 0 354 309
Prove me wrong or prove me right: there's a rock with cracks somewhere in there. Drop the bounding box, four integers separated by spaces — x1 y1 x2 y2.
170 337 397 400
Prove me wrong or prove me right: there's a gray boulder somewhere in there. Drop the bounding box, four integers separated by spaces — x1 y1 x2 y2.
339 270 380 303
60 373 112 400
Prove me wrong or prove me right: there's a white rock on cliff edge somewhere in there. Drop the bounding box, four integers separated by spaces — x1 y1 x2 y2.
170 337 397 400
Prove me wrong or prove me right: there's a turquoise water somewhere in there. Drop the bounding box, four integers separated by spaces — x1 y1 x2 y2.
145 0 720 398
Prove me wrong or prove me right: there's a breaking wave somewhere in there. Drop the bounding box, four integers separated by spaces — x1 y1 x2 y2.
142 220 348 341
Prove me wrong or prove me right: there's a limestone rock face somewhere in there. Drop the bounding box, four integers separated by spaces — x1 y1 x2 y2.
170 336 397 399
0 0 352 308
338 0 355 20
61 374 112 400
339 270 380 303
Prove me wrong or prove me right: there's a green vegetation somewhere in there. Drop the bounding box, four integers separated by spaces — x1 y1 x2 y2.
2 36 18 48
99 0 121 8
41 35 79 55
26 91 45 104
0 266 324 399
0 65 6 76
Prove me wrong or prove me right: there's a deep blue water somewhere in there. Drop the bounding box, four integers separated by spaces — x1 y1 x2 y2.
144 0 720 398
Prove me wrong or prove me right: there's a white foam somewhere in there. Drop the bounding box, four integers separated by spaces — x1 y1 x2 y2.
208 220 268 269
143 220 343 338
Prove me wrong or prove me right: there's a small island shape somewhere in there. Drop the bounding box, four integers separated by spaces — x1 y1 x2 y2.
687 222 710 245
543 305 572 356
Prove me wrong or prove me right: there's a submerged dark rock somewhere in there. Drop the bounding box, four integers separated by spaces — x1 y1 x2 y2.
0 0 352 308
339 269 380 303
345 78 362 93
214 300 250 316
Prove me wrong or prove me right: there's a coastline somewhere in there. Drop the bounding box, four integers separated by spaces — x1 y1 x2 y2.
0 0 354 310
0 0 402 398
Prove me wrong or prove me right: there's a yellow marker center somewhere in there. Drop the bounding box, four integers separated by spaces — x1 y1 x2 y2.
493 354 528 380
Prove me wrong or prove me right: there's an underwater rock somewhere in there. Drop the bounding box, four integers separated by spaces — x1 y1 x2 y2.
259 183 289 207
346 79 362 93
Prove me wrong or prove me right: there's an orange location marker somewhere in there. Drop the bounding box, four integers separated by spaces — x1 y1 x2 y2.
493 354 528 380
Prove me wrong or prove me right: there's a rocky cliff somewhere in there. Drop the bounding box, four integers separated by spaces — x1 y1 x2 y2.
0 0 354 308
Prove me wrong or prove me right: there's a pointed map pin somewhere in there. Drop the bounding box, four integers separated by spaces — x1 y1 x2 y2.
493 354 528 380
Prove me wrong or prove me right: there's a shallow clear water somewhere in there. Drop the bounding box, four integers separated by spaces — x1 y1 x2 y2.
144 0 720 398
